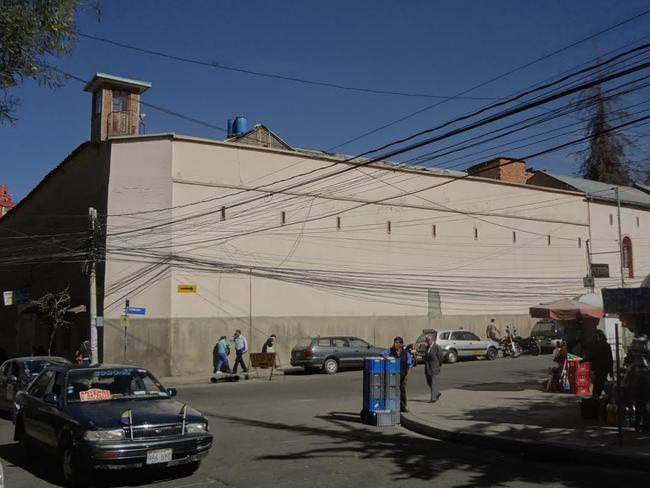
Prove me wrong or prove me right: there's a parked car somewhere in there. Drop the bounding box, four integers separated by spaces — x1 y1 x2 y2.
0 356 70 416
530 319 565 353
14 363 212 486
290 336 385 374
415 329 499 364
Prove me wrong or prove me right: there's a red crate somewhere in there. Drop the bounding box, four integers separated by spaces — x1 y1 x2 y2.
573 383 591 395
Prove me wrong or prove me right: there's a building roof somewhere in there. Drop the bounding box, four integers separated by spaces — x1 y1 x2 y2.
540 171 650 208
84 72 152 94
225 124 293 151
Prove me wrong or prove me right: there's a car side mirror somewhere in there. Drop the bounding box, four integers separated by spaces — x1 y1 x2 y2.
7 375 18 384
44 393 58 405
167 388 177 397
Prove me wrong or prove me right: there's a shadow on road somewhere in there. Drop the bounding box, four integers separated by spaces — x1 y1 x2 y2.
458 381 541 391
204 410 645 486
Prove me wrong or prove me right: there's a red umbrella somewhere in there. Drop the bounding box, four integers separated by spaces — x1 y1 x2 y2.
529 297 604 320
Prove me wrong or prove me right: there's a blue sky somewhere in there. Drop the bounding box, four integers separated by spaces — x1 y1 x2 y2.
3 0 650 202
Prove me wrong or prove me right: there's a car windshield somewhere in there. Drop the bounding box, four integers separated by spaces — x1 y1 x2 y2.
20 360 50 377
66 368 167 403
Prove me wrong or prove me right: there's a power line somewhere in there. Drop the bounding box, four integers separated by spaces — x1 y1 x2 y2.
326 7 650 150
76 32 503 101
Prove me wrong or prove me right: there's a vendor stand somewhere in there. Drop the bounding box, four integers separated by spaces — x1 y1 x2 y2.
602 285 650 437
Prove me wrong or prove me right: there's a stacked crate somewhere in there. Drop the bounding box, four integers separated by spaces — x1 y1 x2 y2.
361 357 400 426
568 360 591 395
362 357 385 418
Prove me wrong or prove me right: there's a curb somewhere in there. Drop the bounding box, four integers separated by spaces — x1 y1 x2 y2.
400 413 650 472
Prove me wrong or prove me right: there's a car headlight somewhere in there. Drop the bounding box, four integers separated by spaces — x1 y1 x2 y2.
83 429 125 441
185 422 208 434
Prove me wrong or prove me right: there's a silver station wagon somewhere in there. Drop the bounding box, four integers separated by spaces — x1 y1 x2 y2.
415 329 500 364
290 336 385 374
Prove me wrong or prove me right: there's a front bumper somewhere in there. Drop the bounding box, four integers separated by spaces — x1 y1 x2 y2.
80 433 213 470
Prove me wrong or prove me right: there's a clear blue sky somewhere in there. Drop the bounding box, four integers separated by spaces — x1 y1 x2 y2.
3 0 650 202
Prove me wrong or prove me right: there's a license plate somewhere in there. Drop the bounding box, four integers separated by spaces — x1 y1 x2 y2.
146 448 173 464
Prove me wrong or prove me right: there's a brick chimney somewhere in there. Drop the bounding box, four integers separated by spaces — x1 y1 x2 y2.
466 157 533 184
84 73 151 143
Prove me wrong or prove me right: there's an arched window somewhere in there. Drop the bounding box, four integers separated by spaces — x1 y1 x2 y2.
622 236 634 278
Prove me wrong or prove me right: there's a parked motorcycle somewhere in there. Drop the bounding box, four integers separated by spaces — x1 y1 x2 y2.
500 326 522 358
514 335 541 356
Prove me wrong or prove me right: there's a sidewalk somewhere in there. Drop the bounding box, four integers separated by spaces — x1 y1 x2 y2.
159 366 298 387
401 383 650 471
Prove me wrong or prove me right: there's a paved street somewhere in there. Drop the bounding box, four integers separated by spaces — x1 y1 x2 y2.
0 356 645 487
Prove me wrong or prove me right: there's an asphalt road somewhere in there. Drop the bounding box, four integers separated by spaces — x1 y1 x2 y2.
0 355 645 487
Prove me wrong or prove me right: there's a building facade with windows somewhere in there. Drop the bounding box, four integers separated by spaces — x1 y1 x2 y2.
1 73 649 376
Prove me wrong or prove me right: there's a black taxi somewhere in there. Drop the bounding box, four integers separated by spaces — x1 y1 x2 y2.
13 363 212 486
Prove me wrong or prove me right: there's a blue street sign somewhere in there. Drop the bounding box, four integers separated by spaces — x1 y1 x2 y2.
126 307 146 315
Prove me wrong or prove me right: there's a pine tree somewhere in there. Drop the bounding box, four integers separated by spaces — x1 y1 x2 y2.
577 83 632 185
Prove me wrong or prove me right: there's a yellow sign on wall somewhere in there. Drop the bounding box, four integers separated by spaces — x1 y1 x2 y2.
177 284 197 293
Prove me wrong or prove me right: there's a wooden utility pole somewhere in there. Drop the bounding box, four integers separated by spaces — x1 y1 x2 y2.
615 187 625 288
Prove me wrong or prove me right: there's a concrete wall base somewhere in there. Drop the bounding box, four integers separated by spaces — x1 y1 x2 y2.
103 314 537 378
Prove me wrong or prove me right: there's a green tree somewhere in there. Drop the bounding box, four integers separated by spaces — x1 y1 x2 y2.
0 0 92 124
577 82 632 185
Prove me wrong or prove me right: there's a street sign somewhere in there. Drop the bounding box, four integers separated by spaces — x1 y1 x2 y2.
96 317 104 328
126 307 146 315
591 263 610 278
177 284 197 293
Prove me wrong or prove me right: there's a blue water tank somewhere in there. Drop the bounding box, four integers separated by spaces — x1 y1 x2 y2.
231 116 248 135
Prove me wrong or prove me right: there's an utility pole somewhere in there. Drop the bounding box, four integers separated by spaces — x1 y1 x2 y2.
249 267 253 352
88 207 99 364
585 239 594 293
615 187 625 288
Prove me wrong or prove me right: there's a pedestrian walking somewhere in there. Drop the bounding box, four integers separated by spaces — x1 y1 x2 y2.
232 329 249 374
485 318 501 342
262 334 276 353
424 334 444 403
624 335 649 432
382 336 413 412
589 330 613 398
213 336 231 374
74 340 91 365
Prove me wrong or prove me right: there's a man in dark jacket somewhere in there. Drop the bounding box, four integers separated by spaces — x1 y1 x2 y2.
424 334 445 402
382 336 413 412
590 330 613 398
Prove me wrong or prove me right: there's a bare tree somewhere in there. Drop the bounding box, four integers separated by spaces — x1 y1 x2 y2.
576 82 632 185
33 288 72 355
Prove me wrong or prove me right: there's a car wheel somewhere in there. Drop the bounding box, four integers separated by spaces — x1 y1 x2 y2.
486 347 498 361
445 350 458 364
178 461 201 477
62 442 90 487
322 358 339 374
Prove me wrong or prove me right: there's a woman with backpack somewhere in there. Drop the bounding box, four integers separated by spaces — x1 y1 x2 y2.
213 336 231 374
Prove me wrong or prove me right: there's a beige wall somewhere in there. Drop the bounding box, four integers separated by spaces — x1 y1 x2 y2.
101 135 650 376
